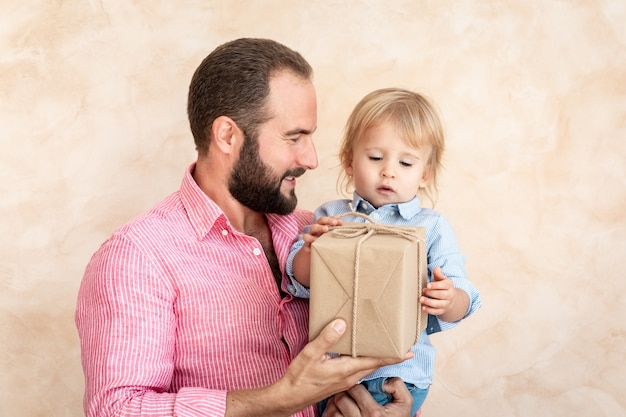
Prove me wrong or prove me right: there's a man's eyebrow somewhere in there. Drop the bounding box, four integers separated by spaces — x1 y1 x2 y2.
284 126 317 136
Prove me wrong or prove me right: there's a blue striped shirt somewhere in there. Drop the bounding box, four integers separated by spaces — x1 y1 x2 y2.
286 193 481 388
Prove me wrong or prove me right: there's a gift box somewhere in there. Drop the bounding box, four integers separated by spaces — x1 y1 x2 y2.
309 221 428 358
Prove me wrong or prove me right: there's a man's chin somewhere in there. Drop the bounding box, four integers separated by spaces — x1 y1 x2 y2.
277 191 298 214
279 183 296 198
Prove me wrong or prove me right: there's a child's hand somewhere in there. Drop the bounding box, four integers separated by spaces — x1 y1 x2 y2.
420 267 456 316
301 216 342 253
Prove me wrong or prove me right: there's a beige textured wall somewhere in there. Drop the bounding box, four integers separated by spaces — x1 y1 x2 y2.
2 1 625 416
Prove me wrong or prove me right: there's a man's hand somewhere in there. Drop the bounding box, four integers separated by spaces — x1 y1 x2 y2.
322 378 414 417
268 319 412 415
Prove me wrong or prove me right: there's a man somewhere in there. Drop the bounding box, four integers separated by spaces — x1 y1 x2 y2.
76 38 414 416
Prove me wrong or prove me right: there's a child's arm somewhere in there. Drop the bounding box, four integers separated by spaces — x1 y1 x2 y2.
291 216 342 288
420 266 471 323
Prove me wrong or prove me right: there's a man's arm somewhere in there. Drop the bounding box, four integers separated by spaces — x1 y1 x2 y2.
225 319 412 416
76 236 224 416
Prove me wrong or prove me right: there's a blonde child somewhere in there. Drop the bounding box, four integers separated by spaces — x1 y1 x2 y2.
285 88 481 415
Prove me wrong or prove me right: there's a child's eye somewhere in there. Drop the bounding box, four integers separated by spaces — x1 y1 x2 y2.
369 156 382 161
400 161 413 167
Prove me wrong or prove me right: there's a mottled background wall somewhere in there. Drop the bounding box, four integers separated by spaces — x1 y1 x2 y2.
1 1 625 416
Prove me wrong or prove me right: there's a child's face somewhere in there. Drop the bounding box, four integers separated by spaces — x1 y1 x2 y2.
346 121 431 208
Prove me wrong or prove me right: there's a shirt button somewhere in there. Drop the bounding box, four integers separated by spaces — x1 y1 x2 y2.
253 248 261 256
372 212 380 219
361 202 368 210
221 229 228 236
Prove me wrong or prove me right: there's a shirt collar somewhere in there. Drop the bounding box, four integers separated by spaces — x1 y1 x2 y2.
180 162 228 240
351 192 422 220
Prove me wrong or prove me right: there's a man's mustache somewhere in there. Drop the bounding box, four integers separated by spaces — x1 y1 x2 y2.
283 167 307 179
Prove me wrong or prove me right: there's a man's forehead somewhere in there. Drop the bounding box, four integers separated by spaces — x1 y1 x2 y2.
266 72 317 134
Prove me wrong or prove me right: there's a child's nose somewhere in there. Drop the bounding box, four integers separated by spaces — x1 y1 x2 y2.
380 164 395 178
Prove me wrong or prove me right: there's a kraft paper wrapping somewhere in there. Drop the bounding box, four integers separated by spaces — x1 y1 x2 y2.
309 221 427 358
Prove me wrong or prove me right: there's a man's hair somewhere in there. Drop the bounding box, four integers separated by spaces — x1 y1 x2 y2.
187 38 313 155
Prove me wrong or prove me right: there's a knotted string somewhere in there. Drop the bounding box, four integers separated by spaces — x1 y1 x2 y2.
329 208 424 357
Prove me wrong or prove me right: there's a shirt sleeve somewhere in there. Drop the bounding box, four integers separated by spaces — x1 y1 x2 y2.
75 234 228 417
285 225 312 298
426 215 482 333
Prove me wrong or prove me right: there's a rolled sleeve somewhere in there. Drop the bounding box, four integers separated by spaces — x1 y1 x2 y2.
285 228 312 298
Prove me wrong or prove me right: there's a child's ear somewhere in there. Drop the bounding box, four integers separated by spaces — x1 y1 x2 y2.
344 162 353 177
342 154 354 177
419 164 432 188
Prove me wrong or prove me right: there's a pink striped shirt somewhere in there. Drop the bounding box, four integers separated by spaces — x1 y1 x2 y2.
76 164 315 416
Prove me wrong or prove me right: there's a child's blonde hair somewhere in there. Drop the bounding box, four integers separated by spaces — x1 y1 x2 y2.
338 87 445 206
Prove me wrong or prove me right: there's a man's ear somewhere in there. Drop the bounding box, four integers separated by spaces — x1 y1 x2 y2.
211 116 241 154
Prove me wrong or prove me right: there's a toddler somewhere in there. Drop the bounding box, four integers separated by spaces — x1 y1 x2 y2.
286 88 482 415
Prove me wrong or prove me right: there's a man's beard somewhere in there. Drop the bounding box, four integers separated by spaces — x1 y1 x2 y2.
229 134 305 215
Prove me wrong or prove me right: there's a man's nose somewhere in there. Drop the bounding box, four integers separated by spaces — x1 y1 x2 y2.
298 137 318 170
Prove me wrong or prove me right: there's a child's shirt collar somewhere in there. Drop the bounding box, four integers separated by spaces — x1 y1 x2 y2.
351 193 422 221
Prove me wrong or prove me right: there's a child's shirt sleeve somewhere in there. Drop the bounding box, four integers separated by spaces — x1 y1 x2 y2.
425 213 482 334
285 224 312 298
